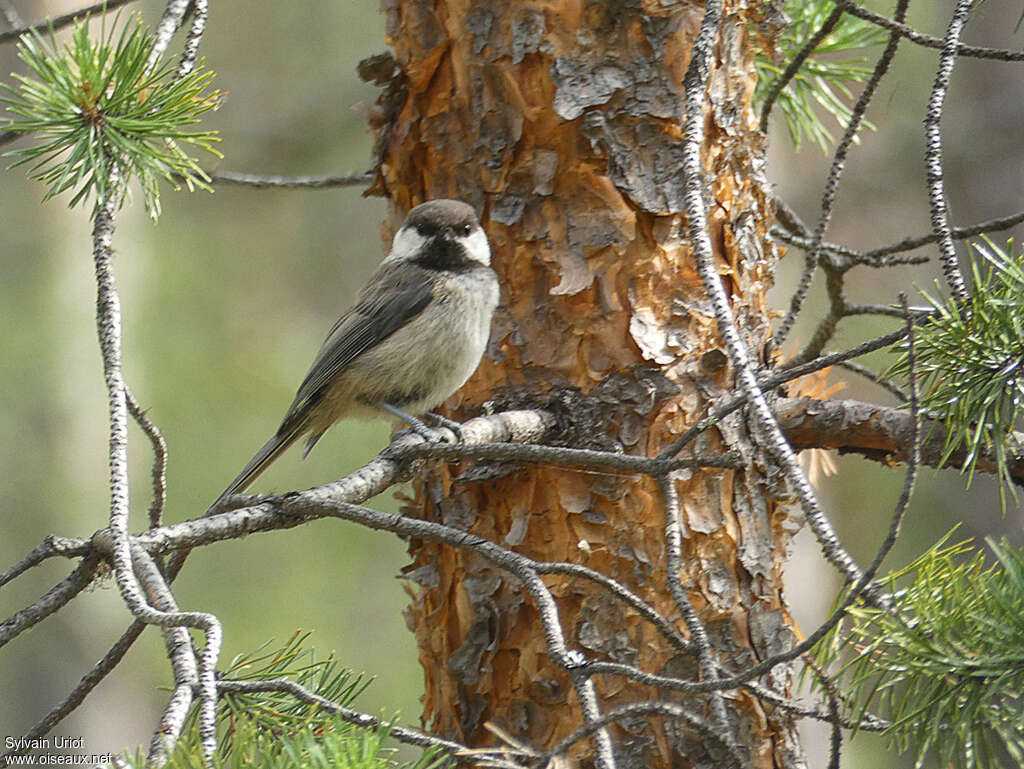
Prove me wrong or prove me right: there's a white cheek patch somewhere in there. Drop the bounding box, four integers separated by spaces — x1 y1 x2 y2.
386 227 428 263
463 228 491 265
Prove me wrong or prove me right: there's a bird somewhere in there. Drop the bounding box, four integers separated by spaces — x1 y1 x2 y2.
212 199 499 507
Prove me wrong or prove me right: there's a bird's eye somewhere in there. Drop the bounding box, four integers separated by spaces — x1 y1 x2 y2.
415 223 431 237
461 224 473 236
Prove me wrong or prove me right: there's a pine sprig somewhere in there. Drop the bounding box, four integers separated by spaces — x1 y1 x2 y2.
890 238 1024 506
1 12 221 220
138 632 443 769
814 535 1024 769
755 0 888 151
189 631 373 760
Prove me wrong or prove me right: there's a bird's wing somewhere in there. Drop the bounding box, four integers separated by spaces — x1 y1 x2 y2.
282 272 434 424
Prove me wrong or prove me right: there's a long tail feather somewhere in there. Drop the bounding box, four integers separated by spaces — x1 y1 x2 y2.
210 423 305 511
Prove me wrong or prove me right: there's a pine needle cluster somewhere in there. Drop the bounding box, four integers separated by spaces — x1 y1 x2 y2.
891 239 1024 505
1 12 221 220
816 536 1024 769
755 0 888 151
129 633 444 769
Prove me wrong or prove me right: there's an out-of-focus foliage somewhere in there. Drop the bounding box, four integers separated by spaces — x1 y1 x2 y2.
815 535 1024 769
755 0 888 151
1 13 221 219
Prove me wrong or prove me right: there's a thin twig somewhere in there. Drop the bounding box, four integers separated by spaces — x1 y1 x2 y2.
1 621 148 762
658 327 911 461
759 6 845 133
130 544 198 768
93 183 220 762
658 475 736 755
0 552 102 648
833 0 1024 62
781 0 911 357
394 440 741 476
207 170 374 188
690 300 922 689
0 536 92 588
549 701 741 769
125 388 168 529
859 209 1024 261
172 0 206 80
536 561 691 653
146 0 190 71
214 679 471 754
924 0 974 303
0 0 139 43
836 360 909 402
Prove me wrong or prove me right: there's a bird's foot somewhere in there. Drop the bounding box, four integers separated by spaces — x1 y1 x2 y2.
423 412 465 442
380 402 457 444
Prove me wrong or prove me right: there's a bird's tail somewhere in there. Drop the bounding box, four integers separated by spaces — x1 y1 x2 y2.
209 422 305 511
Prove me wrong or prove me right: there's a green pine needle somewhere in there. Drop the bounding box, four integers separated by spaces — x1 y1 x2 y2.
889 238 1024 507
129 632 444 769
1 12 221 221
814 535 1024 769
755 0 888 151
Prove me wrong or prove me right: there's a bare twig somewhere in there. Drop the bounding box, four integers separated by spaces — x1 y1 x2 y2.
130 544 198 768
207 170 374 188
859 208 1024 262
1 621 147 762
172 0 206 80
836 360 908 402
834 0 1024 62
147 0 191 70
658 328 911 461
924 0 974 303
395 439 741 476
549 701 741 769
0 552 102 648
781 0 911 357
658 474 736 756
126 388 168 529
0 536 92 588
0 0 139 43
684 20 870 593
93 183 219 762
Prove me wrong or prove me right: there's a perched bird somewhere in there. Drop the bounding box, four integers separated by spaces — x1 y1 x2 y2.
212 199 499 506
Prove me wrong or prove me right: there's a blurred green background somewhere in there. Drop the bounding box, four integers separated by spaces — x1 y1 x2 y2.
1 1 1022 767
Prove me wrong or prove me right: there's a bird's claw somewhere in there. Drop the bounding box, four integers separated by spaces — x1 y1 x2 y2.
423 412 465 442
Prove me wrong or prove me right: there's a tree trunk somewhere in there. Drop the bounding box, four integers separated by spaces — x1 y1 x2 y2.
371 1 803 767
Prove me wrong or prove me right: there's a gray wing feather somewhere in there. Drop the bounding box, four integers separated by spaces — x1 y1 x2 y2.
210 266 433 508
283 275 434 424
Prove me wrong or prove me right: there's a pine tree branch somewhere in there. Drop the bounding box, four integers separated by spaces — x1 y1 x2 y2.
775 397 1024 486
0 552 102 648
212 680 470 754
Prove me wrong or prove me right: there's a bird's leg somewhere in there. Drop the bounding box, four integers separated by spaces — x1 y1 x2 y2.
422 412 465 440
379 402 453 443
